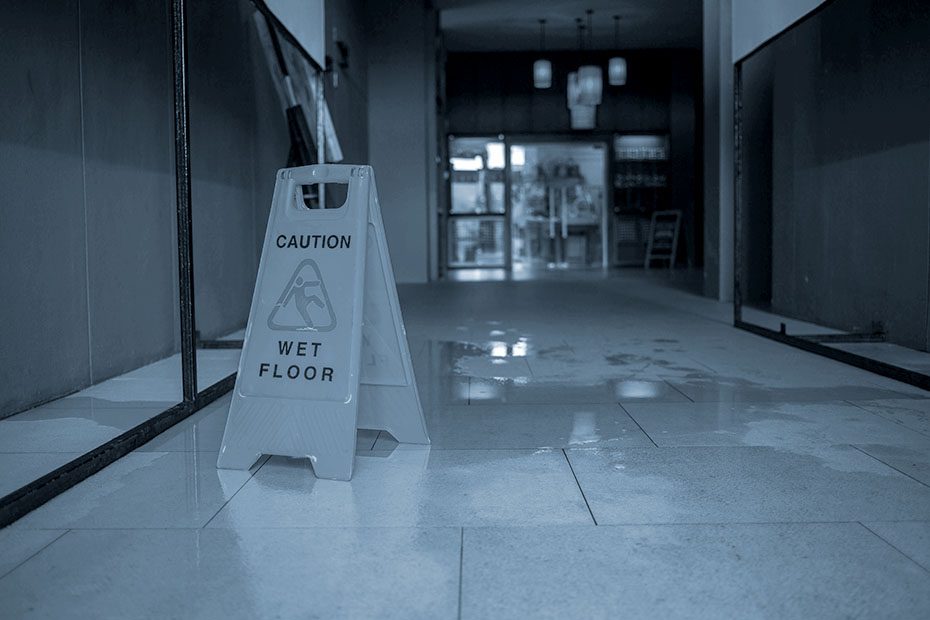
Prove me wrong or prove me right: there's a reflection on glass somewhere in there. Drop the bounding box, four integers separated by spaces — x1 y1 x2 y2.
509 142 606 269
736 0 930 380
448 218 506 267
449 137 505 214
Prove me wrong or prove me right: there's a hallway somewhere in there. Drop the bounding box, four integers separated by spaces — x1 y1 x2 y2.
2 274 930 617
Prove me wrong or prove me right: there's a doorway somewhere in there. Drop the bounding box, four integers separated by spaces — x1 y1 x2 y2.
445 136 609 276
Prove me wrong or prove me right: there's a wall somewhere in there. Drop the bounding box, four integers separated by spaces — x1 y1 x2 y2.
0 0 290 416
445 49 700 266
731 0 827 61
765 0 930 349
366 0 437 283
703 0 828 300
702 0 731 299
737 46 773 305
325 0 369 166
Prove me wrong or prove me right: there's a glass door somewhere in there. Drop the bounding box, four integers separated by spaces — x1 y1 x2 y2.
509 141 608 272
446 136 508 268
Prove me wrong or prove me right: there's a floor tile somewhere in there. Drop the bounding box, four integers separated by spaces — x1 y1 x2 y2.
827 342 930 374
461 523 930 619
467 377 689 405
453 355 533 379
0 529 65 578
38 396 175 410
0 528 460 619
13 451 254 529
854 444 930 486
136 401 231 452
864 521 930 572
622 401 930 450
376 403 653 450
137 396 379 453
0 453 81 497
566 445 930 524
208 449 592 528
666 378 918 403
0 405 160 453
851 398 930 437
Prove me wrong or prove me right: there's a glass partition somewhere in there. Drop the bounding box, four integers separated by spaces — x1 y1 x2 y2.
0 0 299 521
509 141 608 271
446 136 508 268
735 0 930 388
0 0 183 501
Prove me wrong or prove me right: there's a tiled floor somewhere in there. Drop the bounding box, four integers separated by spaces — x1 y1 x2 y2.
0 347 242 493
2 273 930 618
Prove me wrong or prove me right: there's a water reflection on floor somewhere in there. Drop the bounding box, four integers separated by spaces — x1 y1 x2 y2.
2 272 930 618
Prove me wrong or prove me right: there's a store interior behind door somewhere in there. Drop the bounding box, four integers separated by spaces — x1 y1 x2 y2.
509 142 607 273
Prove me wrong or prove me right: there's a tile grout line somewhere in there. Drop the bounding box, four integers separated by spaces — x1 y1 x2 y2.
0 529 71 580
618 403 660 448
662 378 695 402
844 399 930 439
562 448 597 525
456 527 464 620
201 456 270 528
849 444 930 490
857 521 930 575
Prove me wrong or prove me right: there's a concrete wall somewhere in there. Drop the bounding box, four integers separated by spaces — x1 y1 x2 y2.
702 0 732 300
703 0 829 300
366 0 437 284
0 0 290 416
325 0 369 166
731 0 827 61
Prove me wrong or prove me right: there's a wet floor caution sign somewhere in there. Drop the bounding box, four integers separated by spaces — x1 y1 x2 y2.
217 165 429 480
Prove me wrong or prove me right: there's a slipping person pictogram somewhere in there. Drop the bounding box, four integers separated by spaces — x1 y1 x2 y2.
267 259 337 332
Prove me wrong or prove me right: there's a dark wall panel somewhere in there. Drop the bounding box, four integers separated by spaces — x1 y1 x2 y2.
189 1 262 341
0 1 90 413
759 0 930 349
0 0 303 415
326 0 369 166
81 0 179 381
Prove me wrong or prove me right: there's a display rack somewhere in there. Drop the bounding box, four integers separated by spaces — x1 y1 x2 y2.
611 134 670 266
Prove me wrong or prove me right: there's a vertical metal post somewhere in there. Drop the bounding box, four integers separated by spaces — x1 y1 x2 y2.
171 0 198 401
732 63 743 324
503 135 513 271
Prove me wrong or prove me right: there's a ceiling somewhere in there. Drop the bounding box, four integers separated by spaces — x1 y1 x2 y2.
436 0 702 52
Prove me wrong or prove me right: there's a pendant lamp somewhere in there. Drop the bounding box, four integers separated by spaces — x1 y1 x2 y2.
533 19 551 89
576 11 602 105
609 15 627 86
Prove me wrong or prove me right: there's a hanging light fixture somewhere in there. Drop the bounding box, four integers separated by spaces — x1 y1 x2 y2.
567 17 596 130
609 15 627 86
533 19 552 89
576 10 602 106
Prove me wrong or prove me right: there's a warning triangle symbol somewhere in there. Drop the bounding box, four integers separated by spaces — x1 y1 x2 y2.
267 259 337 332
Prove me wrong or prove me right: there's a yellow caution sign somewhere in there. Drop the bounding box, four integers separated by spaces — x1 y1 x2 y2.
217 165 429 480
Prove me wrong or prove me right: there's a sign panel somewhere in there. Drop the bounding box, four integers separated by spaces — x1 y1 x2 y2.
217 165 429 480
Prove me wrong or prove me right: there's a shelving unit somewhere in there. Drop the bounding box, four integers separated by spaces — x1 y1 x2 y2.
611 134 670 266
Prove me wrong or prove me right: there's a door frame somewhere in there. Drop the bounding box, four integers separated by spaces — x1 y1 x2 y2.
443 132 615 273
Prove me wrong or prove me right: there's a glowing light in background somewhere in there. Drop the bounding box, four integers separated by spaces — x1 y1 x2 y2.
615 380 660 399
485 142 505 169
451 156 482 171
